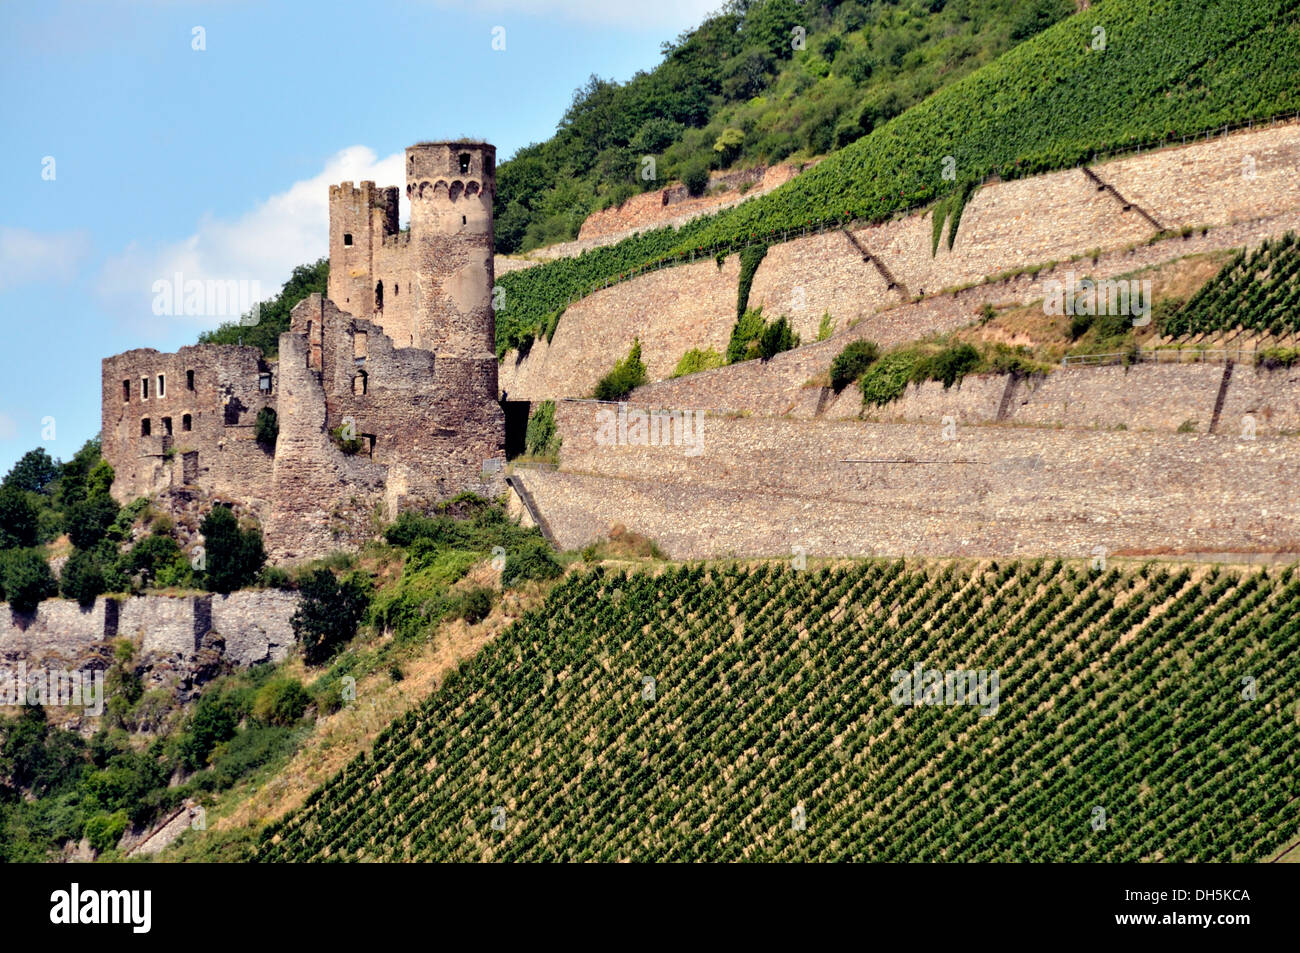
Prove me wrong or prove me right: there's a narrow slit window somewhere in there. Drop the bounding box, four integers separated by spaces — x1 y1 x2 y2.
157 374 165 397
375 280 383 311
343 233 353 246
186 370 194 390
461 215 466 225
122 380 130 402
141 377 150 399
182 414 192 432
458 153 471 174
141 418 151 436
162 417 173 436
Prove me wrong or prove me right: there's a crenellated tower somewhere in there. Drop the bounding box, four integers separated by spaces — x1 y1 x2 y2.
405 141 497 364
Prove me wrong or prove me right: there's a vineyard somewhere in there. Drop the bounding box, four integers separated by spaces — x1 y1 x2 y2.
494 0 1300 355
1164 233 1300 338
257 559 1300 862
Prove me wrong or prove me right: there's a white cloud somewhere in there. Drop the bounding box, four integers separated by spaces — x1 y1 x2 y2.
0 227 91 292
428 0 722 29
95 146 407 336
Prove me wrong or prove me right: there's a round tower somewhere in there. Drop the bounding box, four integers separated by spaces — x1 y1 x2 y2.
405 141 497 369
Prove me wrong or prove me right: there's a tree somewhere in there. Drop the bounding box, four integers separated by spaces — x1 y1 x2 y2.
3 449 59 495
758 314 800 360
198 506 264 593
1 549 57 613
60 549 107 606
830 339 880 392
292 570 372 665
255 407 278 448
66 494 119 550
178 691 240 771
0 486 38 550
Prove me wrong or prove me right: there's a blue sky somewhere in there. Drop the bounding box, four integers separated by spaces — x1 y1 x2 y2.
0 0 718 475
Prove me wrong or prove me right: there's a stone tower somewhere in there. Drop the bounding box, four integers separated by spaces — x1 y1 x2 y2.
327 180 399 316
406 142 497 370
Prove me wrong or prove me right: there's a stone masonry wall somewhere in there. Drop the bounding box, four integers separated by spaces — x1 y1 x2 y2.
102 345 276 514
0 591 298 669
519 401 1300 560
499 122 1300 402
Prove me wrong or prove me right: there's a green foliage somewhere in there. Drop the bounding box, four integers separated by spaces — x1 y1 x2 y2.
736 242 769 319
859 349 923 407
726 308 768 364
456 586 495 625
524 400 561 459
1257 347 1300 369
829 339 880 392
83 811 128 854
0 549 57 613
252 678 312 727
293 569 373 665
816 311 836 341
502 539 563 588
331 424 363 455
682 163 710 198
592 339 649 401
59 548 107 606
0 486 38 550
3 449 59 495
757 314 800 360
259 560 1300 862
178 691 241 771
255 407 279 448
671 347 725 378
198 506 265 594
1166 234 1300 338
65 493 119 551
914 341 981 388
197 258 328 357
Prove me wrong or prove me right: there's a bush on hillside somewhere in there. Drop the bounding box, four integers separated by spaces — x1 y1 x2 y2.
592 339 648 401
829 340 880 392
292 569 372 665
1 549 57 614
198 507 265 594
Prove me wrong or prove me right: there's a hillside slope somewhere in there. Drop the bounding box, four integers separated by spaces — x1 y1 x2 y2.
495 0 1300 354
258 560 1300 861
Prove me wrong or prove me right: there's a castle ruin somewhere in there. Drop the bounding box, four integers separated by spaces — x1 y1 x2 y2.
101 141 508 560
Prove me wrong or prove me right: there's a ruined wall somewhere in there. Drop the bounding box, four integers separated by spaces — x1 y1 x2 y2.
501 121 1300 401
269 296 506 560
519 401 1300 560
102 345 276 511
0 590 298 669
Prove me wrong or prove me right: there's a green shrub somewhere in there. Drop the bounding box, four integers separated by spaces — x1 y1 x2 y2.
83 810 128 854
817 312 836 341
829 340 880 392
915 342 981 388
1 549 57 613
65 494 119 551
293 569 373 665
502 540 563 587
671 347 725 378
525 400 561 458
60 549 107 607
255 407 279 448
758 315 800 360
726 308 767 363
592 339 649 401
178 690 241 771
252 678 311 727
0 486 38 550
859 350 921 407
259 565 294 589
683 163 710 197
456 586 495 624
330 424 364 455
198 506 265 594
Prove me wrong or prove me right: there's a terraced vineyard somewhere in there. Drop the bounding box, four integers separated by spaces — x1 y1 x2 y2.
494 0 1300 354
258 559 1300 862
1164 233 1300 338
